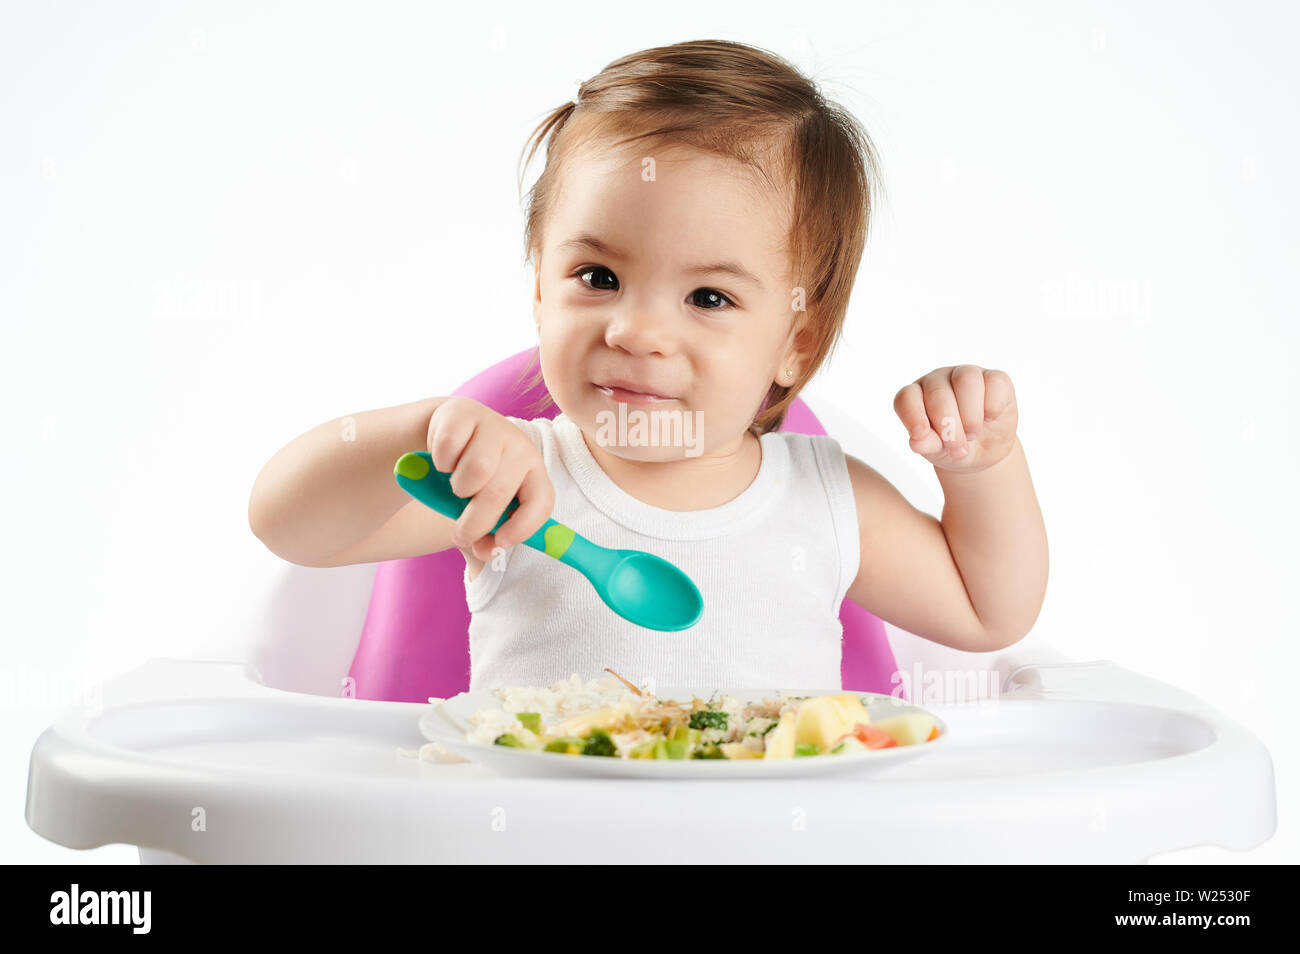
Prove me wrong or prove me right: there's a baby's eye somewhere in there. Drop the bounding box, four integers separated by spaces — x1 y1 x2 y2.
689 288 735 311
571 266 734 311
574 265 618 291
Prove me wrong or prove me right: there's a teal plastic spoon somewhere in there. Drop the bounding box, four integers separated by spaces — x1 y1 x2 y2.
394 452 703 632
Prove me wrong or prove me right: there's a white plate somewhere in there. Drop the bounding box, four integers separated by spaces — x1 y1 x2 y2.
419 686 949 779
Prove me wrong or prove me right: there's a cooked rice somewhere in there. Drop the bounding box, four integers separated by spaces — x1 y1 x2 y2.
462 672 802 750
465 673 643 745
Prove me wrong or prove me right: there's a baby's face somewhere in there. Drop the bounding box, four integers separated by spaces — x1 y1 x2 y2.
532 136 803 460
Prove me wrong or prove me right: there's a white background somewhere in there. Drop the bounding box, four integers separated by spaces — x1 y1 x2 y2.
3 0 1295 863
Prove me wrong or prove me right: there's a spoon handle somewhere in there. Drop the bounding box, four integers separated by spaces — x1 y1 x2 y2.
394 452 700 631
394 452 576 559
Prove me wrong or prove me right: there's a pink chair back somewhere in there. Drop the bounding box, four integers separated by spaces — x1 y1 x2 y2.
346 348 902 700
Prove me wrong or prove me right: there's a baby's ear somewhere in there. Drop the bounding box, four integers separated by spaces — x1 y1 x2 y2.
792 308 819 350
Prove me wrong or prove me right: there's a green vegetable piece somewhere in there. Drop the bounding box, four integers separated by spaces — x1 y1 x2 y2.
692 744 727 759
544 736 584 754
582 729 617 757
516 712 541 735
494 733 524 747
652 738 690 759
689 709 728 731
669 724 704 746
794 743 822 757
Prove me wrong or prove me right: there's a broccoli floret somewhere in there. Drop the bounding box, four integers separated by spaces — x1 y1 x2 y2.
581 729 617 757
689 709 728 731
691 743 727 759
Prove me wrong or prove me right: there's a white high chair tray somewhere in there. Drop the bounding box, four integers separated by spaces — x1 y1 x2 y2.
25 658 1275 863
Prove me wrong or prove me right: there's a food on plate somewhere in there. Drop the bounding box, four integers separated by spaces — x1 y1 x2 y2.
456 669 941 760
870 712 940 747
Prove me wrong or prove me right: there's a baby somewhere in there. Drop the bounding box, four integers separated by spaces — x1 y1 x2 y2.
249 39 1048 692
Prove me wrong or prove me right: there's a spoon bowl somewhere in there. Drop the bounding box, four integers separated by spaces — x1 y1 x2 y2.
604 551 703 631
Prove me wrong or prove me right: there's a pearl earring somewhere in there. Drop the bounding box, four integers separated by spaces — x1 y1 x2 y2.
785 369 794 378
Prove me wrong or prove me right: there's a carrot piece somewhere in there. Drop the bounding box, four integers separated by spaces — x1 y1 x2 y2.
851 723 897 749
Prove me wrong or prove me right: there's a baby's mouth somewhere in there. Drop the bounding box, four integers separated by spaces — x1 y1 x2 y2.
593 382 678 404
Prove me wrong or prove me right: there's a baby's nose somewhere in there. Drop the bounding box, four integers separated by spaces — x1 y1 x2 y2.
603 307 676 356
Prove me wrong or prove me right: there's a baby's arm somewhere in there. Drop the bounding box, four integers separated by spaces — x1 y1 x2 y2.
846 366 1048 652
248 396 455 567
249 396 554 569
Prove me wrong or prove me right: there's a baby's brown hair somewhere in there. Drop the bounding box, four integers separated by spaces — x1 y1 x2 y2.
513 38 883 434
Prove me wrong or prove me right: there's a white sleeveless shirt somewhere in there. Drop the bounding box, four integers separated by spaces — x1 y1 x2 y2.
464 413 861 691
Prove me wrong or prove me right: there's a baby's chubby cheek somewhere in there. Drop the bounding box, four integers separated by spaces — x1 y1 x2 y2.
697 375 767 420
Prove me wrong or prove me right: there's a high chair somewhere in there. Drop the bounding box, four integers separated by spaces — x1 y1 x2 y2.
24 349 1278 863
